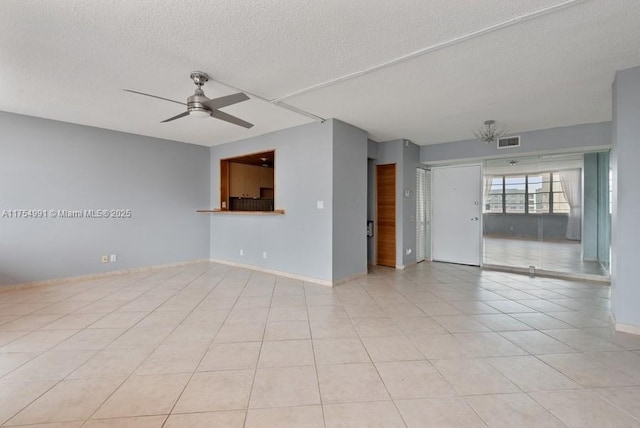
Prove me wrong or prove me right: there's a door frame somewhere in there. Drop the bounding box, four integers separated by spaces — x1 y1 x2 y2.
416 167 428 263
430 163 484 266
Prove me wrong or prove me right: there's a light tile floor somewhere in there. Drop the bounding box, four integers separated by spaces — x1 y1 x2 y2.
1 261 639 427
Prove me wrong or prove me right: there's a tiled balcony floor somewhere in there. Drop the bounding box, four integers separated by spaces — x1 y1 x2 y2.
484 236 609 277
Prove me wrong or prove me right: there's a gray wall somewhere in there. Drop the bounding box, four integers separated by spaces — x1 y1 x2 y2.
611 66 640 329
209 120 334 282
367 139 378 159
367 159 376 264
332 120 368 281
367 139 378 264
402 141 421 267
421 122 611 164
0 111 210 287
483 214 568 240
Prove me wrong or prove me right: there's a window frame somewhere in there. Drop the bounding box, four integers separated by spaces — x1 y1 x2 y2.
220 150 275 212
484 171 570 215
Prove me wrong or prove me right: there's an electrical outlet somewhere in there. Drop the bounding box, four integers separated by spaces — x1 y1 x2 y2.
240 249 244 256
109 254 117 263
101 255 109 264
405 248 412 256
262 251 267 259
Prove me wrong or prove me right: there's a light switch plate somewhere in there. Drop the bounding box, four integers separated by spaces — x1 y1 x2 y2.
317 201 324 209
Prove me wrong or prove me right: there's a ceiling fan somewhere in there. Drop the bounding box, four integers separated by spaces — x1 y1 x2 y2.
124 72 253 128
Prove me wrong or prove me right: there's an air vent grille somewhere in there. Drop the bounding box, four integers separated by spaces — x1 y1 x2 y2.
497 136 520 149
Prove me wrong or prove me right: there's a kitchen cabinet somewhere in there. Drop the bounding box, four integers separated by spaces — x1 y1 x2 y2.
229 162 260 198
259 166 274 189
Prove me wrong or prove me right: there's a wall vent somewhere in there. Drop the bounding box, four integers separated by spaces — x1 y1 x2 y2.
497 136 520 149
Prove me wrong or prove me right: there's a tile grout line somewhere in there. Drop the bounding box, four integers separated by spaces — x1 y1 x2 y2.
0 268 178 427
156 265 249 428
73 264 224 427
346 279 411 428
242 272 276 428
304 280 328 428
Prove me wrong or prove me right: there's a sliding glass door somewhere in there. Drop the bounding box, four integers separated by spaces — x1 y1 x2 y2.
482 151 610 278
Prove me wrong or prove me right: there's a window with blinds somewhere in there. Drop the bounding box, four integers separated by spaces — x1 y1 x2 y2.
484 172 570 214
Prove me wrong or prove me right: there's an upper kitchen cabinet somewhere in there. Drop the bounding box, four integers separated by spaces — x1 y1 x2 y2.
259 165 274 189
229 162 260 198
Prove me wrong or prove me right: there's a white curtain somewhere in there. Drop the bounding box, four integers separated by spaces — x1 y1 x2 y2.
482 175 493 235
483 175 493 211
560 169 582 240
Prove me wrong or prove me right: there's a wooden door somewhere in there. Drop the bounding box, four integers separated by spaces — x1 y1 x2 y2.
376 164 396 267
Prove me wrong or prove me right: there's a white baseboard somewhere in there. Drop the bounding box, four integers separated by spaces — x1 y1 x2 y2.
0 259 211 293
615 322 640 336
397 261 418 270
2 258 368 293
209 258 333 286
332 271 368 286
209 258 367 287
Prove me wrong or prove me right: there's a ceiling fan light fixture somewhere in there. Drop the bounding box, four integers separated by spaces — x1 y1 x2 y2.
124 71 253 128
189 109 210 119
474 120 507 144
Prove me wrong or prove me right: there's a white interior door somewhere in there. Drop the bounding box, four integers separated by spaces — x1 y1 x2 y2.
432 164 482 266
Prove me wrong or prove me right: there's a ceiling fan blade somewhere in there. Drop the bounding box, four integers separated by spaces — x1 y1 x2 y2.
161 111 190 123
123 89 186 106
202 92 250 110
209 110 254 129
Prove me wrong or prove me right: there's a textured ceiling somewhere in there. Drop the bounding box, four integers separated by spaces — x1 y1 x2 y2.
1 0 639 147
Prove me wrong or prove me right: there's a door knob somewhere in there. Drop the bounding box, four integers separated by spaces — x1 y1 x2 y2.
470 217 478 221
